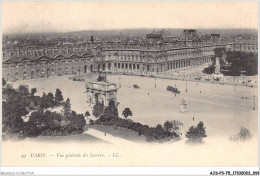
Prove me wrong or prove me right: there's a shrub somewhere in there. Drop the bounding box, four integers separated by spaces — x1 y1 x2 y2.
230 127 252 142
238 127 252 140
122 108 133 119
34 100 38 106
103 100 118 117
94 116 178 142
93 102 104 118
186 121 207 143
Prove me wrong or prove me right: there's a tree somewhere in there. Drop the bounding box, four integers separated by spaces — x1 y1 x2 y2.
39 92 55 109
85 111 90 117
47 92 55 107
156 124 164 131
171 120 183 132
28 110 45 129
2 113 24 134
164 120 183 133
229 127 252 142
2 78 6 86
122 108 132 119
163 121 173 132
63 98 71 117
103 100 118 117
18 85 29 95
238 127 252 141
221 51 258 76
40 93 48 109
69 111 86 130
21 121 37 136
92 102 104 118
186 121 207 143
31 88 37 97
34 100 38 106
55 88 63 103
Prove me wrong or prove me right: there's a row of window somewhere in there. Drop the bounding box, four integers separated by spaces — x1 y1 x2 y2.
106 49 213 62
3 48 89 58
113 63 140 70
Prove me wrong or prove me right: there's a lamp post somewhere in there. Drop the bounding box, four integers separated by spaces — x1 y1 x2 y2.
155 78 157 88
253 95 255 110
119 77 121 88
185 82 187 92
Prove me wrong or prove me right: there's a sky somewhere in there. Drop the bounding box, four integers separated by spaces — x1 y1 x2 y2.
1 1 258 34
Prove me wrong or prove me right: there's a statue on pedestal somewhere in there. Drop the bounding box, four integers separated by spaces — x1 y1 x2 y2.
214 57 221 74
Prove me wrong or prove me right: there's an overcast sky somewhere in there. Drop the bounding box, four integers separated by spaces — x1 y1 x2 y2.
2 1 258 34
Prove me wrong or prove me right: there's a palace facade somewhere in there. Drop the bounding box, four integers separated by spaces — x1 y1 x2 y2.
2 30 258 82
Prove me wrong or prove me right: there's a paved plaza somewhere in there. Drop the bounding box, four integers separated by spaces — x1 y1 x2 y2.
11 71 258 142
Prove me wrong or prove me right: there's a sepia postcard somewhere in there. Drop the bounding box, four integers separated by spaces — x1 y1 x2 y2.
1 1 259 174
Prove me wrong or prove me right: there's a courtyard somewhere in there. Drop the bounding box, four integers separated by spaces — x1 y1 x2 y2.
10 72 258 141
5 71 257 166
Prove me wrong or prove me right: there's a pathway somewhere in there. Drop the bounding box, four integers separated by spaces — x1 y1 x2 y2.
84 128 138 145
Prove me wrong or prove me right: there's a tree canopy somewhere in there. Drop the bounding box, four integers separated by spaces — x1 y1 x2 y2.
63 98 71 117
31 88 37 97
122 108 133 119
85 111 90 117
103 100 118 118
55 88 64 103
186 121 207 143
92 102 104 118
2 84 86 138
2 78 7 86
203 50 257 76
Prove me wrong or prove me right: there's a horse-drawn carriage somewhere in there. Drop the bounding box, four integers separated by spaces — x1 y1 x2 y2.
166 86 180 94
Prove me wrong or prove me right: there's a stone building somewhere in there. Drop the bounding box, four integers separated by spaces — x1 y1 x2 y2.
85 81 117 106
0 43 228 82
2 29 258 82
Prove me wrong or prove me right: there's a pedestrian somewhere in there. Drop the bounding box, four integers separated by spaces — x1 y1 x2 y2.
193 117 194 121
148 92 149 95
105 133 106 136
